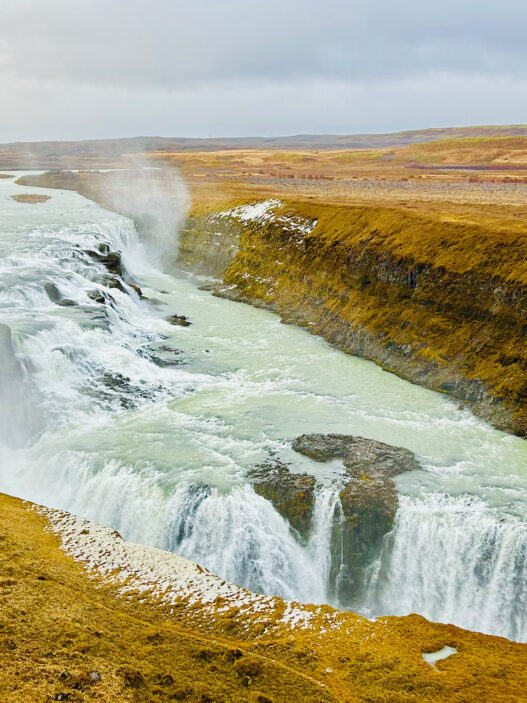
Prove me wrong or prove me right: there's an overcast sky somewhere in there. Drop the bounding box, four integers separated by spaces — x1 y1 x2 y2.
1 0 527 141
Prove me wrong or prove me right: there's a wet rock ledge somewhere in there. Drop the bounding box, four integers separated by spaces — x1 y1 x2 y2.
251 433 419 606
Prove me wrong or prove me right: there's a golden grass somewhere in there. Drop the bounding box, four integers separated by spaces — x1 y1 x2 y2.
405 135 527 165
152 138 527 184
1 492 526 703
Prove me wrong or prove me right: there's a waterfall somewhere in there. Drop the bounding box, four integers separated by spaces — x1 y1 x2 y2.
1 174 527 643
307 486 342 591
165 483 328 602
366 493 527 642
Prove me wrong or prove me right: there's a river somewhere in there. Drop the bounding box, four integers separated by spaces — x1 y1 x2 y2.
1 172 526 641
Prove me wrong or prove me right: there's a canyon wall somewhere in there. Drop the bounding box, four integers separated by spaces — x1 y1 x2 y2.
180 199 527 435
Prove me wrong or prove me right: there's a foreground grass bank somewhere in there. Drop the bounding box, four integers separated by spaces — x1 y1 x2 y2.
1 492 525 703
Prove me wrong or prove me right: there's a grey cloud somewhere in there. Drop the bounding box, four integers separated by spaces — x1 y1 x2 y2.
1 1 526 140
1 1 527 90
3 73 527 142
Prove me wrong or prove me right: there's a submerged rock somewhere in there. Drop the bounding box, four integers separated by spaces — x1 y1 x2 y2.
44 282 77 307
167 314 191 327
149 355 181 368
249 462 316 541
44 281 62 302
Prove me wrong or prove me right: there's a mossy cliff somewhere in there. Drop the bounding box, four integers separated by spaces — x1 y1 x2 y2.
179 199 527 435
1 492 526 702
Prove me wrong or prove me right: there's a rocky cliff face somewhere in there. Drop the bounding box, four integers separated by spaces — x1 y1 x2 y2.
178 199 527 435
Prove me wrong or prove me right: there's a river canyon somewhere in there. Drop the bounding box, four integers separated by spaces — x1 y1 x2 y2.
1 171 526 648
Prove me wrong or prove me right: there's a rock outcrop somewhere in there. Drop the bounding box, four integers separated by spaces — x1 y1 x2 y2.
293 434 419 604
84 245 143 298
250 434 419 605
250 462 316 541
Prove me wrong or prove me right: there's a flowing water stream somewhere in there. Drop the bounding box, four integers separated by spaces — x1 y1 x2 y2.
1 173 526 641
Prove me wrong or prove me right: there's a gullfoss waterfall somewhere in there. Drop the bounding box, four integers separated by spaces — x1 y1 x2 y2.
1 173 526 641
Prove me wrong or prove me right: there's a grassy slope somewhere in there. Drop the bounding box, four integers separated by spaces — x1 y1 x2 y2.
404 135 527 164
1 492 526 703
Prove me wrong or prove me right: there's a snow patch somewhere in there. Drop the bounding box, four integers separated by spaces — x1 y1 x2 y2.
39 506 330 633
218 199 283 223
215 199 317 238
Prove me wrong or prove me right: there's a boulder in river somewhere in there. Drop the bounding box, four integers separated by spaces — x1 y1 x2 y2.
167 314 191 327
85 248 124 276
85 248 142 297
87 289 109 305
44 281 77 307
44 281 62 302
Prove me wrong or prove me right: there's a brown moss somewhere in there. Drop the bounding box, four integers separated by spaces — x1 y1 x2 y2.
12 193 51 203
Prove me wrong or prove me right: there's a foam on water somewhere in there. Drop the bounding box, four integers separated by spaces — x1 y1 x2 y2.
1 172 526 641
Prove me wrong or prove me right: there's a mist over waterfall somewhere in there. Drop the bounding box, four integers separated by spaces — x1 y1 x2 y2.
0 172 526 643
103 162 190 262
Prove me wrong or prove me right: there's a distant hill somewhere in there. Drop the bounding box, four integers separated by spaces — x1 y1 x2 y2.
403 135 527 166
2 125 527 169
